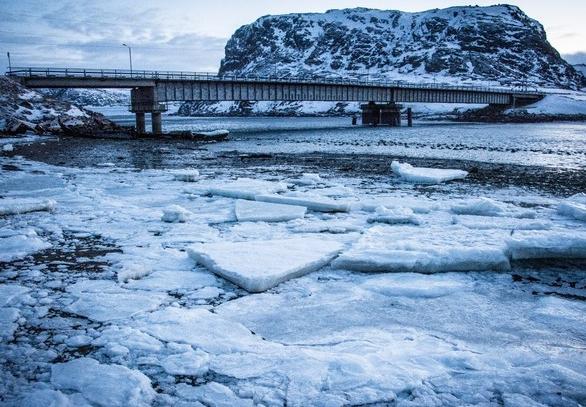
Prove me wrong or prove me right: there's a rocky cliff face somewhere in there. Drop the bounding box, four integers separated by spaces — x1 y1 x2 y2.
219 5 581 90
0 77 119 135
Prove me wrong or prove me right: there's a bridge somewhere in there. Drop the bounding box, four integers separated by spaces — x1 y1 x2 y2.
7 67 545 133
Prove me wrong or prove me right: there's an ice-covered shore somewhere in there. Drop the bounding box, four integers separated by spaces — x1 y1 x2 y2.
1 151 586 406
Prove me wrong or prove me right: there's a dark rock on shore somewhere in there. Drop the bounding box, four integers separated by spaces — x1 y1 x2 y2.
0 76 122 136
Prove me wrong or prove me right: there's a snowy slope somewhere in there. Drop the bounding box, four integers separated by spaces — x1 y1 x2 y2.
0 77 118 135
40 88 130 107
220 5 582 89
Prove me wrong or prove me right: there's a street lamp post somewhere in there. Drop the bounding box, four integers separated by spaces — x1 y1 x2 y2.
122 43 132 76
7 52 12 73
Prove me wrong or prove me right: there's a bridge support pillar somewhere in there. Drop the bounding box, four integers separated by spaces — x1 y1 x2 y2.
135 112 146 134
407 108 413 127
361 102 402 126
152 112 162 135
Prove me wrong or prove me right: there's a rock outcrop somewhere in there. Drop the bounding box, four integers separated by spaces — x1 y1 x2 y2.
0 76 120 135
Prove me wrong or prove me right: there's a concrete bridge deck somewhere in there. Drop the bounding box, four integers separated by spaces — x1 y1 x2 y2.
7 67 545 132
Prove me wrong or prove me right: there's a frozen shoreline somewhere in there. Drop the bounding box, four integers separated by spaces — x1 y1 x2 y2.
1 130 586 406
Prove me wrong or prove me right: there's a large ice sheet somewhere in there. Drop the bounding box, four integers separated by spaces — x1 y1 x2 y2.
0 308 20 340
207 178 287 200
391 161 468 184
189 237 344 292
256 193 351 213
333 225 510 273
235 199 307 222
557 193 586 221
507 230 586 260
51 358 155 407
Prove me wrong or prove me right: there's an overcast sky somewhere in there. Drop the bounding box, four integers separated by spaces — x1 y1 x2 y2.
1 0 585 73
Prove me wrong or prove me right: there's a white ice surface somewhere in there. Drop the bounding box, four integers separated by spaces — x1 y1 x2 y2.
51 358 155 407
235 199 307 222
507 230 586 260
256 193 351 213
0 198 56 216
557 193 586 221
367 206 421 225
189 237 344 292
391 160 468 184
333 225 510 273
206 178 287 200
0 232 50 262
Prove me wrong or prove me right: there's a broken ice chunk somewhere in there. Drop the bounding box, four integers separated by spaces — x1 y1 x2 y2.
161 205 191 223
0 198 56 215
557 194 586 222
333 225 510 273
208 178 287 200
367 206 421 225
235 199 307 222
188 237 344 292
507 230 586 260
450 197 506 216
51 358 155 407
172 169 200 182
160 349 210 376
256 193 351 213
391 161 468 184
293 173 325 186
0 231 51 262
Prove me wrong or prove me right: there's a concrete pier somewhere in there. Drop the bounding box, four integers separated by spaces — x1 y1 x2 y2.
361 102 402 126
135 112 145 134
407 108 413 127
152 112 162 134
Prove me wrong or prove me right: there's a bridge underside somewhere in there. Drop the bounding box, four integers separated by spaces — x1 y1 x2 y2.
16 75 544 132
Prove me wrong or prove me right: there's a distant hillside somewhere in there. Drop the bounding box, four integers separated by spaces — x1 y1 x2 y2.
220 5 582 89
40 88 130 107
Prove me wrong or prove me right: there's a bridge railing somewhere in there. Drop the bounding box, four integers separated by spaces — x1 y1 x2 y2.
6 67 545 96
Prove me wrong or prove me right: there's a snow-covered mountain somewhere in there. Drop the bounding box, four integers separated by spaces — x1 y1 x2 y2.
574 64 586 78
40 88 130 107
220 5 581 89
0 77 119 135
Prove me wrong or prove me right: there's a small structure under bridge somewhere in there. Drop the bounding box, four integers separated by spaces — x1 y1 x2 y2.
7 67 545 133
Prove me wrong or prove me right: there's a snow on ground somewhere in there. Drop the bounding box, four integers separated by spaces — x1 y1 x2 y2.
1 151 586 406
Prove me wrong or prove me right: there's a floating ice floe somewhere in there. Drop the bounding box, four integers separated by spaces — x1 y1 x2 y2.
2 143 14 152
51 358 155 407
507 230 586 260
175 382 253 406
0 198 56 215
125 270 218 292
172 169 200 182
367 206 421 225
189 237 344 292
450 197 506 216
207 178 287 200
92 326 163 353
67 281 169 322
0 308 21 340
361 273 467 298
235 199 307 222
333 225 510 273
0 284 30 307
391 161 468 184
161 204 192 223
256 193 351 213
0 230 51 262
293 173 326 186
197 129 229 137
133 307 265 353
454 215 551 231
19 389 92 407
160 349 210 376
557 193 586 221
